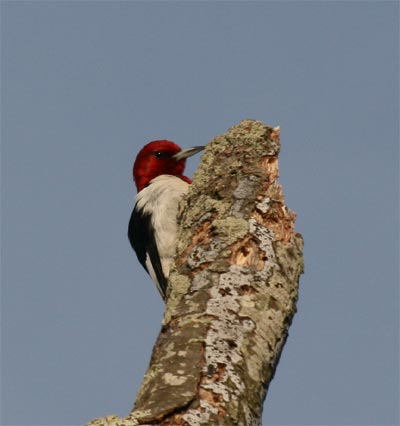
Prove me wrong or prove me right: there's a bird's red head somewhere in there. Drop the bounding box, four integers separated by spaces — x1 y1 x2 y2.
133 140 204 192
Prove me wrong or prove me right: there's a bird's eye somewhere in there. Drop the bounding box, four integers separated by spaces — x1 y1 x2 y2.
154 151 168 159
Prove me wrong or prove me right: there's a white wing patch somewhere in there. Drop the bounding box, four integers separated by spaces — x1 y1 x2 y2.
135 175 189 287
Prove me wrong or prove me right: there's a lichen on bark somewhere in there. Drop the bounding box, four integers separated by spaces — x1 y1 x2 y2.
87 119 304 426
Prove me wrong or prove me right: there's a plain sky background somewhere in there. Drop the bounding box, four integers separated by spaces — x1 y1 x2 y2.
1 1 398 425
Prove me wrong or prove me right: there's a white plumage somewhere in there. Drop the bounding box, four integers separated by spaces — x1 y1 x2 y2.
134 175 189 294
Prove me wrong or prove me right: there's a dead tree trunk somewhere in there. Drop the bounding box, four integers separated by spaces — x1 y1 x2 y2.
88 119 304 426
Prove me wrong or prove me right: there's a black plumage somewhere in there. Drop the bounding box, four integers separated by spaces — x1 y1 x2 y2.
128 204 168 298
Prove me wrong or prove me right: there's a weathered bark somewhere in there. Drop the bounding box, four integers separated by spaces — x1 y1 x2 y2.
88 120 304 426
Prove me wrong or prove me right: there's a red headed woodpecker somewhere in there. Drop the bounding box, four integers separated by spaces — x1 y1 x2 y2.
128 140 204 299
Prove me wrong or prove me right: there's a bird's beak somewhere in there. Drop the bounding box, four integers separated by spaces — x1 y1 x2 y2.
173 146 205 161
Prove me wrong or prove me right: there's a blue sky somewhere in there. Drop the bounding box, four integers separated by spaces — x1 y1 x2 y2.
1 1 398 425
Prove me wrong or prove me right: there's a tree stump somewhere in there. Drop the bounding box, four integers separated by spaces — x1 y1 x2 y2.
88 119 304 426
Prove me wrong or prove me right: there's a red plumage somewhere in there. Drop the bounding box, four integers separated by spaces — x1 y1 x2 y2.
133 140 191 192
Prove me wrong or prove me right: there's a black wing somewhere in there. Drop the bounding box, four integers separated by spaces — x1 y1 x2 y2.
128 205 168 298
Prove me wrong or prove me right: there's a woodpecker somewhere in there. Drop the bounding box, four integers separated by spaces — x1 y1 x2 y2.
128 140 204 299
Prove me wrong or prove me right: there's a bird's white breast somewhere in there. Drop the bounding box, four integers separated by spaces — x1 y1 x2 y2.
135 175 189 278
